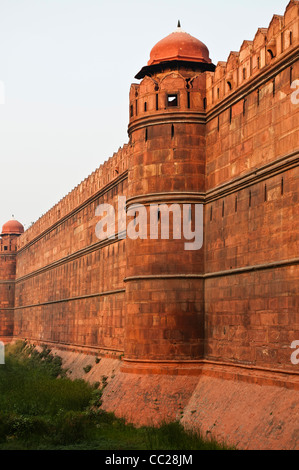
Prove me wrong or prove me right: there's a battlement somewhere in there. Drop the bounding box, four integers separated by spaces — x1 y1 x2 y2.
17 144 130 251
206 0 298 109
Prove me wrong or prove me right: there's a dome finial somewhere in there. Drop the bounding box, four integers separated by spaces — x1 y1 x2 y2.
177 20 181 28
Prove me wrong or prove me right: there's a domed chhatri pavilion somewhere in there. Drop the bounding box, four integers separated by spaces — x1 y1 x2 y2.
1 219 24 236
135 21 215 79
0 218 24 252
0 1 299 450
148 22 212 65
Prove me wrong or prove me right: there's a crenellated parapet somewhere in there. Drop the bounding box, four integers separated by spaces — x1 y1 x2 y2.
17 144 130 251
206 0 298 109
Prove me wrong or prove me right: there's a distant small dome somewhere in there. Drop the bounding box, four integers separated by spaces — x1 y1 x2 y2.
148 24 211 66
1 219 24 236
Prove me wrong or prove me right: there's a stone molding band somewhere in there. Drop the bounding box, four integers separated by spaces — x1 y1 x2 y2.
128 112 206 135
126 192 205 208
124 274 204 282
10 288 126 311
122 357 299 377
124 257 299 282
9 337 124 354
0 253 17 258
121 359 299 387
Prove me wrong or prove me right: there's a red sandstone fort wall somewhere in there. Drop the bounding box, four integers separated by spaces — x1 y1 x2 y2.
0 263 15 336
0 233 19 336
13 146 130 351
204 1 299 370
1 1 298 373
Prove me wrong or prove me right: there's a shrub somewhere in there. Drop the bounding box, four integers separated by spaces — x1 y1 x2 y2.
83 365 92 374
51 411 92 445
6 415 50 441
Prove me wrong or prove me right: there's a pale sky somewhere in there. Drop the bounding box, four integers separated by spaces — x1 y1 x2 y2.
0 0 289 230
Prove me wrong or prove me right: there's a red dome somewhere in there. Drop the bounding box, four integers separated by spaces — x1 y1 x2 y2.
1 219 24 235
148 25 211 66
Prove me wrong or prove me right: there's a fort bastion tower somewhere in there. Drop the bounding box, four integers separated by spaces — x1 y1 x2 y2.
0 219 24 340
125 24 215 363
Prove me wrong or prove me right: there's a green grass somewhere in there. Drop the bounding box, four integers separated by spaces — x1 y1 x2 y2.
0 341 230 450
